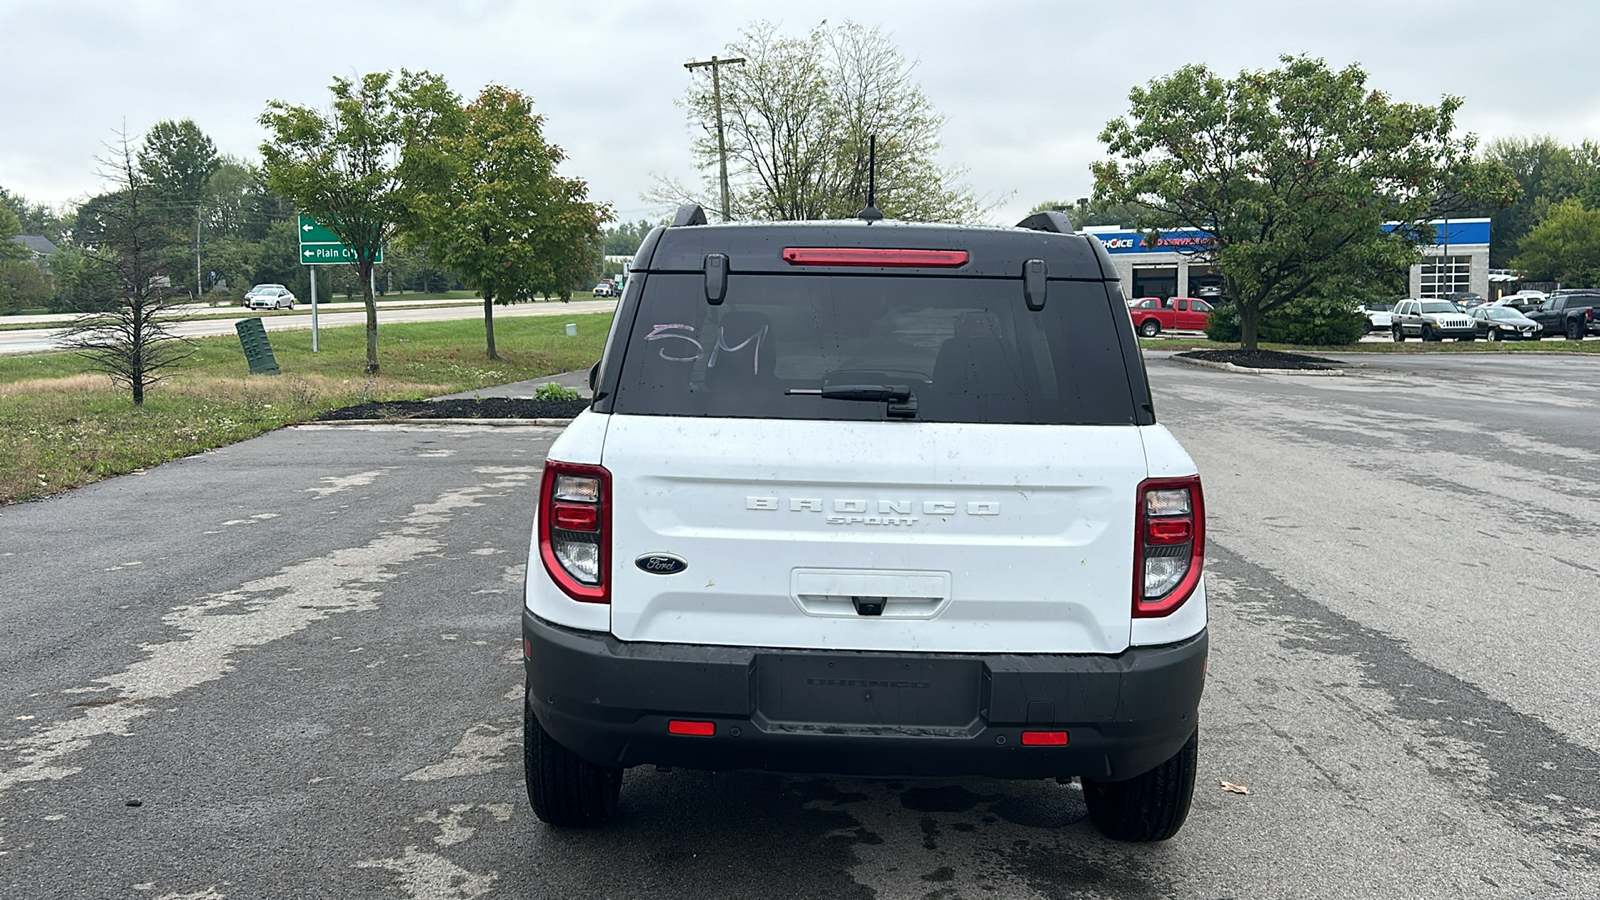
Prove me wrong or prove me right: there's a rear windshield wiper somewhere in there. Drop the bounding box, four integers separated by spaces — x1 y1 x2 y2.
788 383 919 419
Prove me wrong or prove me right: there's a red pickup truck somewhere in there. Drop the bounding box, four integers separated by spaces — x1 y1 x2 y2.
1129 296 1215 336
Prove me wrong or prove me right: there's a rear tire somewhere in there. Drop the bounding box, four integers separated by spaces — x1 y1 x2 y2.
1082 727 1198 842
1568 321 1584 341
524 704 622 827
1488 329 1500 342
1391 326 1404 342
1139 320 1160 338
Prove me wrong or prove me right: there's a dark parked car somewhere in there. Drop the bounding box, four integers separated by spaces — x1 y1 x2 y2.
1469 305 1540 341
1527 291 1600 340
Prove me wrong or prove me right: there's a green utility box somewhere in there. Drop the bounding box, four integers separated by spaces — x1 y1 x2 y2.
234 317 281 376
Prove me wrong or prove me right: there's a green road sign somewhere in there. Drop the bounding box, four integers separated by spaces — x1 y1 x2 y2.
298 214 381 265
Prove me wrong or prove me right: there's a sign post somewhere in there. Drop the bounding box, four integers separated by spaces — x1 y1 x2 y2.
310 266 318 353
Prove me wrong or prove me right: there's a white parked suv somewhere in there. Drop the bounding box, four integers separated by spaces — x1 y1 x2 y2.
522 205 1208 842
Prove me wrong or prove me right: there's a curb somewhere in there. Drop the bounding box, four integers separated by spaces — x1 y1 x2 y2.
1167 355 1345 377
297 418 575 428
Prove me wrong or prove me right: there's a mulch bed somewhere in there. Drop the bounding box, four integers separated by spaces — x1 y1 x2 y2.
315 398 589 421
1175 349 1342 371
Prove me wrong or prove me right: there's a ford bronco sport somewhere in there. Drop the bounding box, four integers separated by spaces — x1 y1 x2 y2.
522 205 1208 842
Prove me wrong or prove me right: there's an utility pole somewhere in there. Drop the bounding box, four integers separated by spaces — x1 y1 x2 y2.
684 54 745 222
195 205 203 305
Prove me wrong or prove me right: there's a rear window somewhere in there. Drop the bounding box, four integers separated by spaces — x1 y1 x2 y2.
609 273 1140 425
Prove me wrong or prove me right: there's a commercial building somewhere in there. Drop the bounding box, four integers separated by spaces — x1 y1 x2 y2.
1081 218 1490 301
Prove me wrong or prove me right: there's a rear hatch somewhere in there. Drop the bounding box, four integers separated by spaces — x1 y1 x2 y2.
603 417 1146 654
600 251 1150 656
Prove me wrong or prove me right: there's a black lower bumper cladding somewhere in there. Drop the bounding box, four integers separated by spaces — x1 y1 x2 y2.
522 611 1206 782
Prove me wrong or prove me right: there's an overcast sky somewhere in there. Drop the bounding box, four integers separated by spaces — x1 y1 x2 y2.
4 0 1599 228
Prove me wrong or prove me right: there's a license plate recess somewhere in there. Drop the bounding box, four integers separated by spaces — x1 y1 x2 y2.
755 654 982 728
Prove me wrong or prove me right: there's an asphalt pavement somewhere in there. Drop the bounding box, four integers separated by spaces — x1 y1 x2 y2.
1 351 1597 898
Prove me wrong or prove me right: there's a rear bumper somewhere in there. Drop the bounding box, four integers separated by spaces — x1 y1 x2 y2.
522 611 1206 782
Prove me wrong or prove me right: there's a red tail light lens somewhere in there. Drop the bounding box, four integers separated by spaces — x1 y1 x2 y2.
538 461 610 604
1133 476 1204 618
782 247 969 268
1021 730 1069 746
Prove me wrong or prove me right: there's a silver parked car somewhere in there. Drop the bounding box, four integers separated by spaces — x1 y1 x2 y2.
246 286 296 310
1470 305 1540 341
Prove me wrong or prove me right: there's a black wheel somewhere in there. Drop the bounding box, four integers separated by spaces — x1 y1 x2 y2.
1487 329 1500 342
524 704 622 827
1567 321 1584 341
1421 325 1437 342
1139 320 1161 338
1391 326 1404 342
1082 728 1198 842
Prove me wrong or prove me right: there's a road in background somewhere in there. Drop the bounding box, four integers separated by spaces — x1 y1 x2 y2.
1 353 1596 898
0 299 618 356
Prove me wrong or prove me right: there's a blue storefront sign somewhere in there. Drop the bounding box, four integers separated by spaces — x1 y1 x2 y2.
1089 218 1490 254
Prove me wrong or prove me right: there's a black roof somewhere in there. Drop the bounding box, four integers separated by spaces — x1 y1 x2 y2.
636 219 1111 281
9 235 56 256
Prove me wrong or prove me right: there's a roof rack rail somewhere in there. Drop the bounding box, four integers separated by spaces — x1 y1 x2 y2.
672 204 708 227
1015 210 1075 235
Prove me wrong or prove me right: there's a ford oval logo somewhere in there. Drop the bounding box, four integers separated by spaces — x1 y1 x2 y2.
635 553 688 575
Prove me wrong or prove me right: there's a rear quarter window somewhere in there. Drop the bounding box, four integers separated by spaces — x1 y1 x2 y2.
609 273 1141 425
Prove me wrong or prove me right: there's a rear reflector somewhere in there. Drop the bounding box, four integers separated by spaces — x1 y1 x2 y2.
552 502 599 532
782 247 969 268
523 638 532 660
668 720 715 737
1021 731 1069 746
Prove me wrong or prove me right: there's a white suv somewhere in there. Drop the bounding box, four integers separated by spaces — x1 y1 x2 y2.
522 206 1208 841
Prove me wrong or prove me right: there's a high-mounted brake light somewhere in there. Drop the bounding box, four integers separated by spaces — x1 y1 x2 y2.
538 461 611 604
1133 476 1205 618
782 247 969 268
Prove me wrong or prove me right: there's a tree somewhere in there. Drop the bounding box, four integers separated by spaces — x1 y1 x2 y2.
1093 56 1517 349
1510 198 1600 285
603 219 656 256
0 202 27 263
62 132 191 405
658 20 981 223
259 70 456 373
139 119 222 208
2 187 69 247
409 85 612 359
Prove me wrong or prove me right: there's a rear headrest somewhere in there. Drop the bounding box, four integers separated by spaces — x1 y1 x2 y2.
707 311 775 379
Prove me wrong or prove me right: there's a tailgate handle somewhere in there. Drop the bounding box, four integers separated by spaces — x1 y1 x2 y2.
852 596 886 617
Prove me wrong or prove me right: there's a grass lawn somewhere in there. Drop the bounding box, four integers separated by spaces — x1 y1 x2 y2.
0 312 612 505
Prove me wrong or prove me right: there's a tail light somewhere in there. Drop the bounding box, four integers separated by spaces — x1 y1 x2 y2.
538 461 610 604
1133 476 1204 618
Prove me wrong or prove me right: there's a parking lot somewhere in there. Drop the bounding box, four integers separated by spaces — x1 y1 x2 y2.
1 351 1597 899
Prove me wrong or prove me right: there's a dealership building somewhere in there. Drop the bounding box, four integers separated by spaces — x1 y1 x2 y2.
1081 218 1491 301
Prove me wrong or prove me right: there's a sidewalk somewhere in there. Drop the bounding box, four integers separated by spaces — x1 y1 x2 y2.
433 367 593 401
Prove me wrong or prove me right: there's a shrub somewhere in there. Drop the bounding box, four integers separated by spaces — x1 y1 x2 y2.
533 382 581 401
1203 296 1365 346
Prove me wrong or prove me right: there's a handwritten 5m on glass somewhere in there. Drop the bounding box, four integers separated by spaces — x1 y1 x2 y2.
645 323 769 373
